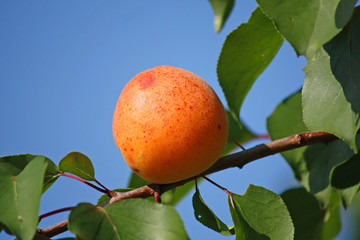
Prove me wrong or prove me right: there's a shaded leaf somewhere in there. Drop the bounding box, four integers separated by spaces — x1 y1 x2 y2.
331 152 360 208
229 185 294 239
281 188 342 240
267 91 360 207
257 0 357 58
320 192 342 240
281 188 325 240
208 0 235 32
161 181 197 206
0 154 59 193
218 7 283 123
302 8 360 152
127 171 150 188
192 188 235 236
59 151 95 181
223 111 256 154
68 200 189 240
0 157 48 240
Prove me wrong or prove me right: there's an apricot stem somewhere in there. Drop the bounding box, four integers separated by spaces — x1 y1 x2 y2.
228 137 246 151
151 184 162 203
200 175 232 196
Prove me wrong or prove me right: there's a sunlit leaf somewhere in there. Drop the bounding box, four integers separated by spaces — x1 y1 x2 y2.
68 200 189 239
229 185 294 239
267 91 360 207
257 0 357 58
302 8 360 152
59 151 95 181
0 154 59 193
0 157 48 240
218 7 283 124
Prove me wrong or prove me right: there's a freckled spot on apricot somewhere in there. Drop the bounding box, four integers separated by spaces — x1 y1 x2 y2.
123 147 127 152
131 167 140 173
131 148 134 152
218 124 222 130
139 75 155 89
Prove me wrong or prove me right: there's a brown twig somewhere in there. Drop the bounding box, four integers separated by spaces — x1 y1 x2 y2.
37 130 339 238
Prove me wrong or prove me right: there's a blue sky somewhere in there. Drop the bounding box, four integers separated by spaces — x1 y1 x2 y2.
0 1 354 239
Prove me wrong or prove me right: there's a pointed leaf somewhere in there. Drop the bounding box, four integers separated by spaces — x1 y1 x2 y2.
302 8 360 152
208 0 235 32
229 185 294 239
218 7 283 123
267 91 360 207
68 200 189 240
193 188 235 236
0 157 48 240
257 0 357 58
0 154 59 193
59 152 95 181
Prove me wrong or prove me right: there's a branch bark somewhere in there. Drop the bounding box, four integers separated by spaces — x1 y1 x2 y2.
37 130 338 237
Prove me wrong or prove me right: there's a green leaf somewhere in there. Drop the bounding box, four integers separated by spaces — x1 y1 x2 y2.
217 7 283 123
281 188 325 240
192 188 235 236
229 185 294 239
0 157 48 240
229 198 269 240
68 200 189 240
223 111 256 154
0 154 59 193
267 91 360 207
162 181 197 206
59 151 95 181
331 152 360 208
208 0 235 32
281 188 342 240
257 0 357 58
127 171 150 188
320 192 342 240
302 8 360 152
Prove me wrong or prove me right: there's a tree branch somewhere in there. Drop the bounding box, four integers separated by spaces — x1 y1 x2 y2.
37 130 338 237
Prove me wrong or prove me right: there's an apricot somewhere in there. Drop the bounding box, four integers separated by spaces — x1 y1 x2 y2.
113 65 228 184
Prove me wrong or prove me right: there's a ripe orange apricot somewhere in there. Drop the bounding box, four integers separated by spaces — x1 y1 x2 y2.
113 65 228 184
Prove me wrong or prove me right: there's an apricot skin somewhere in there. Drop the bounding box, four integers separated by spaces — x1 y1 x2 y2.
113 65 228 184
